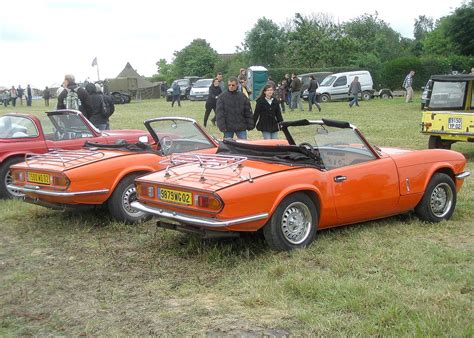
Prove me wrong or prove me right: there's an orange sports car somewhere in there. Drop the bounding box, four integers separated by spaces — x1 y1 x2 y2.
132 119 470 251
9 117 219 223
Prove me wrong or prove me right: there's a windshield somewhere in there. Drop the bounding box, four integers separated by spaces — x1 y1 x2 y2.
429 81 466 109
193 79 213 88
320 76 336 87
0 115 38 138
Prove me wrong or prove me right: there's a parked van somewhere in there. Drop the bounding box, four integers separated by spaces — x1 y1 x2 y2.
298 72 333 100
316 70 374 102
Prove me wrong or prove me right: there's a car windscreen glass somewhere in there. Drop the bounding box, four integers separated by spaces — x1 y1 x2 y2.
193 80 212 88
320 76 335 86
150 119 214 154
428 81 466 109
0 115 39 138
177 80 189 87
48 113 94 139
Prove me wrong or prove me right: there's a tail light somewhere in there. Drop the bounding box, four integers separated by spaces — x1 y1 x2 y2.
12 170 26 183
52 174 70 189
194 194 222 211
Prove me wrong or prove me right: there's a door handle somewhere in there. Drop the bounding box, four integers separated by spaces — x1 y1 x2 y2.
334 175 347 182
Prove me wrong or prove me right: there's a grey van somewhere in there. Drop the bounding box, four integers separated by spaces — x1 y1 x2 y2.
316 70 374 102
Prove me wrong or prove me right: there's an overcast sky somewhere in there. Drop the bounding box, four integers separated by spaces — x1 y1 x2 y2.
0 0 464 89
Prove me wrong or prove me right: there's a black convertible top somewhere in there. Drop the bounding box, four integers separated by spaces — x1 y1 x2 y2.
217 139 324 168
83 140 153 152
430 74 474 82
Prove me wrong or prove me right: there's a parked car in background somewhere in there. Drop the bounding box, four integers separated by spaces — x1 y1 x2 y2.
299 72 333 100
111 91 132 104
9 117 219 223
316 70 374 102
421 74 474 149
132 118 469 251
166 79 192 101
189 78 213 101
0 110 151 199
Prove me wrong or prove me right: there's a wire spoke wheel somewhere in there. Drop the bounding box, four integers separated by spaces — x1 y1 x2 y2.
429 182 453 218
122 184 143 217
281 201 312 245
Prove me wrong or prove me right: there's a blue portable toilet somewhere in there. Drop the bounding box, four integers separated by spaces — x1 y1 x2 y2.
247 66 268 100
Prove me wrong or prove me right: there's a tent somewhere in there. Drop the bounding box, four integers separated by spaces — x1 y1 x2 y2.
111 62 161 99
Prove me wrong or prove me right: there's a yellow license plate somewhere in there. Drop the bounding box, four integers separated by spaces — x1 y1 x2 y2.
27 172 51 185
158 188 192 205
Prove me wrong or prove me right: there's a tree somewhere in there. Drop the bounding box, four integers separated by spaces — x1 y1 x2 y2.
446 1 474 56
173 39 218 77
242 17 287 67
422 17 458 56
414 15 434 41
153 58 176 84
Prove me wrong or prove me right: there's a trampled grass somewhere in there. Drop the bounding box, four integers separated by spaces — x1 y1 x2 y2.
0 97 472 335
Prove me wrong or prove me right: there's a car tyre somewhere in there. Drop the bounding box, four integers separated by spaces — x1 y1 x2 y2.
320 94 330 103
415 173 456 222
263 192 318 251
362 91 371 101
0 157 25 199
107 173 151 224
428 136 452 149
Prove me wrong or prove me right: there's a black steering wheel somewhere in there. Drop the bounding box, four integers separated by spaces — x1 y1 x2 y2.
299 142 313 151
160 136 174 155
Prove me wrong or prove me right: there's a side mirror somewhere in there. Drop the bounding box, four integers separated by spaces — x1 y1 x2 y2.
138 135 149 144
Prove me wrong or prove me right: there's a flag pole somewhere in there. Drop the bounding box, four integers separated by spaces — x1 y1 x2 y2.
96 61 100 81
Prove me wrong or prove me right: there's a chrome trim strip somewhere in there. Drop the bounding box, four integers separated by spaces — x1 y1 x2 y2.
455 171 470 180
130 201 269 228
7 184 109 196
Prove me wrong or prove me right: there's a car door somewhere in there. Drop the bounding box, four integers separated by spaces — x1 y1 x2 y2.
331 76 349 100
329 157 400 224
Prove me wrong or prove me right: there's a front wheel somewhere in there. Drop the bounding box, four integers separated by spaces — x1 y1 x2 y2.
320 94 330 103
263 192 318 251
0 157 25 199
415 173 456 222
362 91 371 101
107 174 151 224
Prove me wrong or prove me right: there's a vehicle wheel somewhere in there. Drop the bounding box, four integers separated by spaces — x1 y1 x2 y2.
320 94 330 103
107 174 151 224
263 192 318 251
428 136 452 149
362 91 371 101
166 96 172 102
381 92 389 99
415 173 456 222
0 157 25 199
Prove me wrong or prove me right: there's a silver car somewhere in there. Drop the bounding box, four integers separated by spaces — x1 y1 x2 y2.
189 78 213 101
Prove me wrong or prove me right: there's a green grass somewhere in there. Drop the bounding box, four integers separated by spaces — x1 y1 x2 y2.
0 97 473 335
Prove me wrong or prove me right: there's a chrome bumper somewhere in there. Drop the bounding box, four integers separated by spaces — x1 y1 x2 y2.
456 171 471 180
7 184 109 197
130 201 269 228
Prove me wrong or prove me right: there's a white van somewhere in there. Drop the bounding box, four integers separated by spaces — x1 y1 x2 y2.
316 70 374 102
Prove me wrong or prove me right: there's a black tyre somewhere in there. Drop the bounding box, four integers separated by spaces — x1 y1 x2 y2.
320 94 330 103
428 136 452 149
107 174 151 224
0 157 25 199
415 173 456 222
263 192 318 251
362 91 371 101
381 92 390 99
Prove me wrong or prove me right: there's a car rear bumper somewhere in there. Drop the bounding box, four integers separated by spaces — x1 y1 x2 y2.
130 201 268 228
8 184 109 197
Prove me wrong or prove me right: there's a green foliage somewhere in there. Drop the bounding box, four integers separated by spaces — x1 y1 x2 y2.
213 53 249 81
423 17 458 56
173 39 218 78
154 58 176 84
446 1 474 56
242 17 286 67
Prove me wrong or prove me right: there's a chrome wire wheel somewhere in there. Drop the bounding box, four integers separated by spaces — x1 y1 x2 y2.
5 170 24 198
122 184 144 217
429 182 453 218
281 201 312 245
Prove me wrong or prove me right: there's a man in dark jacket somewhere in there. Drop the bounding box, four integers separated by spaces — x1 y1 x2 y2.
57 74 91 116
290 73 303 112
84 83 109 130
216 77 254 139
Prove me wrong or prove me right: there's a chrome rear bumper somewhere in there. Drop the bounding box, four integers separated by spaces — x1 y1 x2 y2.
7 184 109 197
130 201 268 228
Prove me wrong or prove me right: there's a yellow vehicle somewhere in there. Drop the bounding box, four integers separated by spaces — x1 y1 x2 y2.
421 74 474 149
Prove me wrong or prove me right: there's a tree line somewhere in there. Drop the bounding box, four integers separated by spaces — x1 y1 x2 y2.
150 2 473 90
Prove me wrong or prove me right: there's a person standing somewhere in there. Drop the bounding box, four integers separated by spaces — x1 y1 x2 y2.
26 84 32 106
216 72 225 93
17 85 24 106
171 81 181 107
307 75 321 112
2 90 9 107
253 85 283 140
203 78 222 127
237 68 247 83
9 86 17 107
216 77 254 139
403 70 415 103
284 74 292 107
239 78 251 99
57 74 91 115
43 87 51 107
276 81 286 113
290 73 303 112
348 76 362 108
84 83 108 130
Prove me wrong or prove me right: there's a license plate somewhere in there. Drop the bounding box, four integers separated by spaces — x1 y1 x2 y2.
196 95 203 98
448 117 462 129
27 172 50 184
158 188 192 205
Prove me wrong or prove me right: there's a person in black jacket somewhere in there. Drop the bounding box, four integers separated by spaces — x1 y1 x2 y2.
57 74 91 115
203 78 222 127
216 77 253 139
84 83 108 130
253 84 284 139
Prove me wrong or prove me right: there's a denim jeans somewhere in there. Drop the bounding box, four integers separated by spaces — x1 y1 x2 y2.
261 131 279 139
291 91 303 111
223 130 247 139
349 94 359 107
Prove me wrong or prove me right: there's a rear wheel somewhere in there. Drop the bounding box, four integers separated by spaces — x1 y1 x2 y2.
320 94 330 103
415 173 456 222
263 192 318 251
428 136 452 149
362 91 372 101
107 174 151 224
0 157 25 199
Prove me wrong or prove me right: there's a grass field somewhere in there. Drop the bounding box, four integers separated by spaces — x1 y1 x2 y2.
0 97 473 335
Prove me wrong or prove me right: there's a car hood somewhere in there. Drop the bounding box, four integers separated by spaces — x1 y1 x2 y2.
138 159 296 192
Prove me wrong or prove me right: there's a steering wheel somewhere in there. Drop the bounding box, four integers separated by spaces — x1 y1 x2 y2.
54 127 65 141
299 142 314 151
160 136 174 155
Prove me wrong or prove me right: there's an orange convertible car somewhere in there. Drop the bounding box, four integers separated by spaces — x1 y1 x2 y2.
132 119 470 251
9 117 218 223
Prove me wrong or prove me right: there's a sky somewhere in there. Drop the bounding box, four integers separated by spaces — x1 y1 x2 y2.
0 0 465 89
